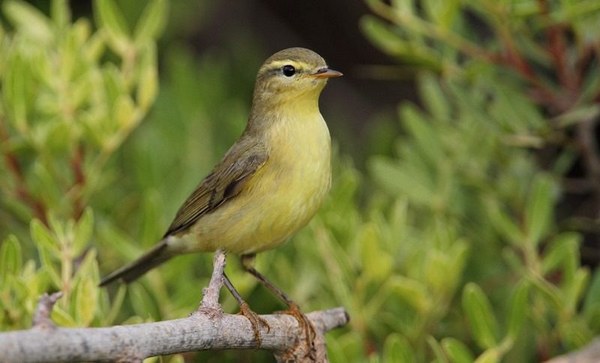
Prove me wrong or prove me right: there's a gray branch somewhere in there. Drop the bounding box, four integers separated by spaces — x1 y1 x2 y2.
0 250 349 363
0 307 348 363
544 338 600 363
31 291 62 330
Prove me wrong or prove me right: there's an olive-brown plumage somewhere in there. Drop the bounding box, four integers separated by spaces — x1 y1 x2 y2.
100 48 342 286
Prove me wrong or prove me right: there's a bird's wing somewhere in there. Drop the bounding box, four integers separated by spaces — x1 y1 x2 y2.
164 141 268 237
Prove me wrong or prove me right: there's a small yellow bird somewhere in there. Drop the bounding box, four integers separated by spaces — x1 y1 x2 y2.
100 47 341 339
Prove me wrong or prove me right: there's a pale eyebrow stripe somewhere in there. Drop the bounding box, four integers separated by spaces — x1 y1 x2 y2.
264 60 312 71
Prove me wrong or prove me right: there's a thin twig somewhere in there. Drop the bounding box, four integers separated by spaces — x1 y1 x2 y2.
198 249 226 313
31 292 63 330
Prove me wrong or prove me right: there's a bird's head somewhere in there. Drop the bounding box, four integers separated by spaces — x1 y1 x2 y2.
252 47 342 107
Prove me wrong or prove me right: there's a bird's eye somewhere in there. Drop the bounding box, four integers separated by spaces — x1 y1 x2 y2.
282 65 296 77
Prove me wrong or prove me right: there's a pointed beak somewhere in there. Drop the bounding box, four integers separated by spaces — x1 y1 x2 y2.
311 67 343 79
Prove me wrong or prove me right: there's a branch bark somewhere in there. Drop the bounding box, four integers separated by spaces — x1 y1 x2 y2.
0 307 348 363
0 250 350 362
544 338 600 363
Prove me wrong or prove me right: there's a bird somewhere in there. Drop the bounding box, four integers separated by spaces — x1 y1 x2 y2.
100 47 342 345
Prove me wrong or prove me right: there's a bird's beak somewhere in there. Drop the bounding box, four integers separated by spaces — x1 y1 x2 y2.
312 67 343 79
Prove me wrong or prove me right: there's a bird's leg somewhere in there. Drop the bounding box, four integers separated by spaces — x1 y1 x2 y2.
241 254 316 356
222 271 270 346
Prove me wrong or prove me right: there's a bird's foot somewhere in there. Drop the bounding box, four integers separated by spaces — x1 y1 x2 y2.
239 302 270 347
277 303 317 359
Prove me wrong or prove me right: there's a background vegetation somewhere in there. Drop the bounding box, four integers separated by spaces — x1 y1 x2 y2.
1 0 600 362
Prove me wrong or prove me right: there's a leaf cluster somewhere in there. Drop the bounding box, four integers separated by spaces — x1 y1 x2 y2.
0 0 165 339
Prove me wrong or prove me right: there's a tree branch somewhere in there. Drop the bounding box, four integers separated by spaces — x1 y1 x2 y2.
0 250 350 362
0 306 348 362
544 338 600 363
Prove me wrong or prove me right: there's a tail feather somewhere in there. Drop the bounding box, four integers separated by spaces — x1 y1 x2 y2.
99 241 172 286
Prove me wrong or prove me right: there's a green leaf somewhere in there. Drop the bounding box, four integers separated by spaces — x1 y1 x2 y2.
542 232 581 278
136 43 158 111
422 0 461 30
360 15 409 58
389 275 432 313
129 284 160 318
104 284 127 325
360 222 393 281
102 63 126 106
50 0 71 29
400 104 444 165
484 197 524 245
166 355 185 363
134 0 167 44
70 251 100 324
560 319 592 349
94 0 128 36
419 72 450 121
462 283 499 350
425 242 468 299
3 52 29 131
74 208 94 255
383 333 415 362
74 276 98 326
442 337 475 363
554 104 600 128
427 336 449 363
0 235 22 284
3 0 53 42
114 94 137 128
528 274 562 309
51 304 77 327
37 249 61 287
506 280 529 340
474 348 500 363
525 175 555 246
31 220 60 255
370 157 435 207
361 14 443 70
94 0 130 54
583 270 600 324
390 0 416 15
564 269 590 314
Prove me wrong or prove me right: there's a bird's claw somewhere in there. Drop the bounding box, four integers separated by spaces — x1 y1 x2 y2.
239 302 270 347
277 303 317 359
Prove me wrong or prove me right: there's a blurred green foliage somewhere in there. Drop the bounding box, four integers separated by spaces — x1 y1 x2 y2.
357 0 600 362
0 0 162 331
1 0 599 363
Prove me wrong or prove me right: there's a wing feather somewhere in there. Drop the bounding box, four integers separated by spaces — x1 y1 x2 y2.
164 140 268 237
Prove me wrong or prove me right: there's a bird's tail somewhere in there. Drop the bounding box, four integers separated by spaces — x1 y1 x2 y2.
99 241 172 286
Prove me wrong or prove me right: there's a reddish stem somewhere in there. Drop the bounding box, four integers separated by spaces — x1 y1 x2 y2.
538 0 579 104
0 120 48 225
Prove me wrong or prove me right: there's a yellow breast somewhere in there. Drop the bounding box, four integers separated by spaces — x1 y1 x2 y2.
180 107 331 255
251 109 332 251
